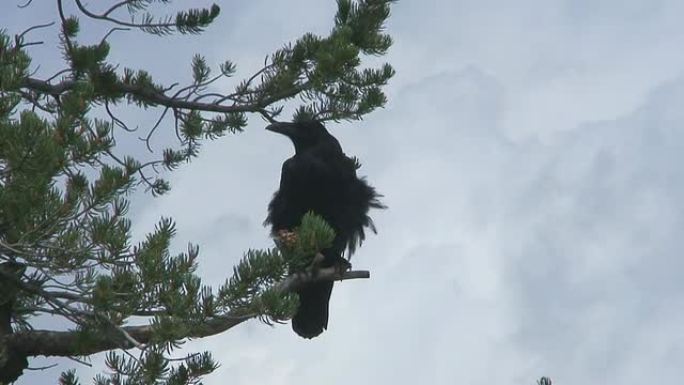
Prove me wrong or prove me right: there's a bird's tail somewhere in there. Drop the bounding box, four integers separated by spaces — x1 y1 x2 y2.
292 280 334 339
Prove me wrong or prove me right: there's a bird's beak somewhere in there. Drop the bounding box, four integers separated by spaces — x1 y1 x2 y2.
265 122 296 137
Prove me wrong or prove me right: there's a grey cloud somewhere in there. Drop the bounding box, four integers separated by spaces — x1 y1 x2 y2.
503 78 684 383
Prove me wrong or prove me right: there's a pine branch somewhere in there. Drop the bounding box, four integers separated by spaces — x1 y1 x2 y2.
6 268 369 357
72 0 221 35
20 77 301 114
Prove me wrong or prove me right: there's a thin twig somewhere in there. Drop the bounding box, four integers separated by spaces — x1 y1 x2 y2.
45 68 71 83
17 22 55 41
115 324 146 350
105 101 136 132
66 356 92 367
25 363 58 371
103 1 133 18
100 27 131 44
17 0 33 9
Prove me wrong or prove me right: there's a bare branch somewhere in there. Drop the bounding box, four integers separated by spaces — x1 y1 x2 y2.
103 1 134 18
105 101 136 132
17 0 33 9
100 27 131 45
17 22 55 42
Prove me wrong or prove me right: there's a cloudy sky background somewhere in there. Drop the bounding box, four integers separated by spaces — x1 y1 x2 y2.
5 0 684 383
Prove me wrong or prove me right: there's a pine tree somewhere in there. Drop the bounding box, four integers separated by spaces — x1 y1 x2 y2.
0 1 395 383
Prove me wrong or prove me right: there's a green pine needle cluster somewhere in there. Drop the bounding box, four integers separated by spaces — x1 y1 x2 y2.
280 212 337 271
255 0 397 122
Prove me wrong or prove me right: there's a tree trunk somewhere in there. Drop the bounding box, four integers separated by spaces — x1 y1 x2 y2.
0 262 28 384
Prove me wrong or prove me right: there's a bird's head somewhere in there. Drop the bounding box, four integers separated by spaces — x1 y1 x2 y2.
265 120 331 153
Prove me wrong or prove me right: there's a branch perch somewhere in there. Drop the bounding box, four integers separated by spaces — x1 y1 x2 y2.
6 267 369 358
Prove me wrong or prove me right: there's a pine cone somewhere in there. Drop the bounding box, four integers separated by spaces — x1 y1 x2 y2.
276 230 298 249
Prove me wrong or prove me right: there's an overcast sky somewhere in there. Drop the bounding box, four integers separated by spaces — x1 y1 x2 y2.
5 0 684 384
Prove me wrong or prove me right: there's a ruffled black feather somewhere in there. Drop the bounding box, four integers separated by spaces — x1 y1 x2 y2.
264 120 384 338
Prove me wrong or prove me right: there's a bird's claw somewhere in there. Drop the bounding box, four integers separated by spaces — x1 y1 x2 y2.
333 258 352 276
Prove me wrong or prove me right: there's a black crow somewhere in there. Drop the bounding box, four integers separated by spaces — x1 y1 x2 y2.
265 120 383 339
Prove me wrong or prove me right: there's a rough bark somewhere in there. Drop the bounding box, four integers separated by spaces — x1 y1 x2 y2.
0 262 28 384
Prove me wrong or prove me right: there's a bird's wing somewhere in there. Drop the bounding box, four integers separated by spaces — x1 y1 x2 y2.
264 158 296 231
265 155 338 230
339 174 385 257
